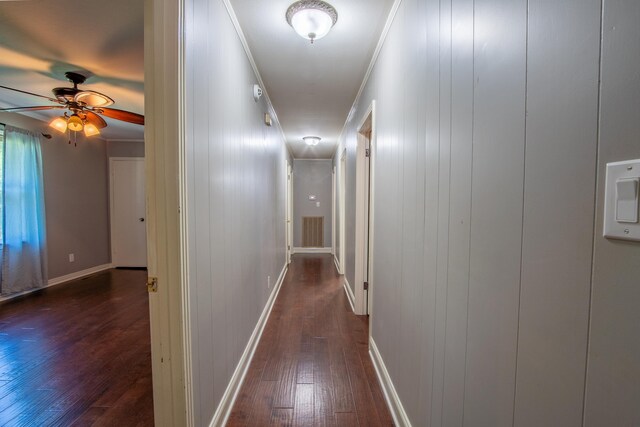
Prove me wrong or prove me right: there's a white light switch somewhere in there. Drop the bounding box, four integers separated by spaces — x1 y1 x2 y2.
604 159 640 241
616 178 639 223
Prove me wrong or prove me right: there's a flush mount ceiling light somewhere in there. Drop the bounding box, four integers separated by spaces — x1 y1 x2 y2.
286 0 338 44
303 136 321 146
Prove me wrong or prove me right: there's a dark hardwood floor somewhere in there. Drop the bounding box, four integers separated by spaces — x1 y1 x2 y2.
0 269 153 426
228 254 394 427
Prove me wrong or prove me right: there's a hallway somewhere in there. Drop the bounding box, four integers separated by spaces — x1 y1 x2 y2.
227 254 393 426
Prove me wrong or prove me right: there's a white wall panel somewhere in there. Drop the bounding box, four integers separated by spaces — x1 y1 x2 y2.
514 1 601 425
584 0 640 425
333 0 639 425
464 1 527 425
442 0 474 424
185 0 288 424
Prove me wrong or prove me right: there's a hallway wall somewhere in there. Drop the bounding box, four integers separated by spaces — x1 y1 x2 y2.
336 0 640 425
292 159 333 248
183 0 289 424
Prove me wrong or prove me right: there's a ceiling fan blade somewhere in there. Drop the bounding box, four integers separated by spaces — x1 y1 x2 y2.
84 111 108 129
0 105 66 112
0 85 61 104
98 108 144 125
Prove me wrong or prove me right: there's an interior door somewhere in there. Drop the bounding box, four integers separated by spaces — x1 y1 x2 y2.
110 158 147 267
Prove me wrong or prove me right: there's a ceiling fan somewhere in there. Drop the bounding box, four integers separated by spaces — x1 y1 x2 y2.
0 71 144 138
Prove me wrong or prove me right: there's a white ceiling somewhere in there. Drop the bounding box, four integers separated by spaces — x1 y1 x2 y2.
0 0 393 156
0 0 145 141
229 0 394 158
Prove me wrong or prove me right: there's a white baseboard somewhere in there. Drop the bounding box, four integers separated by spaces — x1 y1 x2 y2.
333 254 341 274
48 263 114 286
369 338 412 427
209 262 289 427
343 277 356 313
0 263 113 303
292 247 332 254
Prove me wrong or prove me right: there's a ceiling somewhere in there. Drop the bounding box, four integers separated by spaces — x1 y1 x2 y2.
230 0 394 158
0 0 145 141
0 0 393 156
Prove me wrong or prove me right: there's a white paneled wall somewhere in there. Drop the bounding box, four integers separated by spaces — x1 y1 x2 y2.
336 0 640 425
184 0 289 424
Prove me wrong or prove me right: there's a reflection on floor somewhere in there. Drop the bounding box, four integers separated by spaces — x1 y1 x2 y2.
228 254 394 426
0 269 153 426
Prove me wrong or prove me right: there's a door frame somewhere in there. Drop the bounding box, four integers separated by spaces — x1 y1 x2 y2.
338 148 347 275
145 0 190 424
109 157 147 267
286 161 293 263
332 165 336 259
354 101 376 316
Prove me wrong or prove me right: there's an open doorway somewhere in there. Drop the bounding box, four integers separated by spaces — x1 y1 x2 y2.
286 161 293 263
354 101 375 316
338 149 347 274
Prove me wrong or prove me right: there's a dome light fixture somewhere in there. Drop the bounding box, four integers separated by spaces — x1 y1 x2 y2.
303 136 321 146
286 0 338 44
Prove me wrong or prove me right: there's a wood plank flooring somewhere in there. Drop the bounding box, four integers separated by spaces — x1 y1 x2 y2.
0 269 153 426
228 254 394 427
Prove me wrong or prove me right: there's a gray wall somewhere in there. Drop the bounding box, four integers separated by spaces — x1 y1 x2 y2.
293 159 332 248
107 140 144 158
183 0 289 424
335 0 639 425
0 112 110 280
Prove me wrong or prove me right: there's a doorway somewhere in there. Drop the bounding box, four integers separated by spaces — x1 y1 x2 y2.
354 101 375 316
286 161 293 264
110 158 147 267
338 149 347 274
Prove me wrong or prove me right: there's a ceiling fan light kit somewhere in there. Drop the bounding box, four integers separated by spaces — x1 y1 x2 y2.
286 0 338 44
303 136 321 146
0 70 144 142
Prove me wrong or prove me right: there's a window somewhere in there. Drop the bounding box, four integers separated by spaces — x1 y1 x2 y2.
0 124 47 295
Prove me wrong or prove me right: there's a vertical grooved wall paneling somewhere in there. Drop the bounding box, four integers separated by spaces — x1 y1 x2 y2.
335 0 638 425
185 0 288 424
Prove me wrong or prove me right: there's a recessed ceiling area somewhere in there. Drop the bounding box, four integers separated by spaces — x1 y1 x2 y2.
230 0 394 158
0 0 394 154
0 0 144 141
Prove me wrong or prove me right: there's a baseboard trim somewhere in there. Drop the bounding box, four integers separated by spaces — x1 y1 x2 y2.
369 338 412 427
343 278 356 313
292 247 332 254
0 263 114 303
333 254 340 274
48 263 114 287
209 262 289 427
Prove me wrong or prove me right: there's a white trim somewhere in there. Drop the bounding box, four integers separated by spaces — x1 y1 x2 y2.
292 247 332 254
333 254 340 275
343 278 356 313
209 262 289 427
369 338 412 427
1 263 113 303
220 0 293 158
334 0 403 160
353 101 376 316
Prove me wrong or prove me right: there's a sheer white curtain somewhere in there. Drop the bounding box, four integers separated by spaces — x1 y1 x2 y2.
1 126 47 295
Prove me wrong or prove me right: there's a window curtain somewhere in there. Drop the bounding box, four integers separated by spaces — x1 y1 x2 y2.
1 126 47 295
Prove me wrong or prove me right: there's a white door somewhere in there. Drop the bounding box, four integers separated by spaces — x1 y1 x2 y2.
110 158 147 267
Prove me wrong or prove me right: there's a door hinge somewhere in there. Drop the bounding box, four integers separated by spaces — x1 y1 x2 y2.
147 276 158 293
365 148 370 157
364 281 369 290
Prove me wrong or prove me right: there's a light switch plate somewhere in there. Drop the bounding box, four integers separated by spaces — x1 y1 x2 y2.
604 159 640 241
